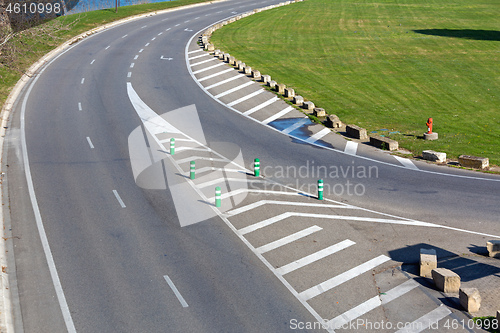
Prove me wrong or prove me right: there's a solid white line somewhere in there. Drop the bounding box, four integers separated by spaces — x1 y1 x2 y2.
256 226 323 254
226 200 353 216
205 74 244 90
214 81 254 99
298 255 391 301
86 137 94 149
112 190 126 208
276 240 355 275
282 118 309 134
127 72 132 78
134 55 138 60
192 62 225 74
262 106 294 125
90 59 95 65
227 89 264 107
188 53 210 61
394 156 419 170
163 275 189 308
344 141 358 155
105 45 110 50
130 63 135 68
188 49 203 54
190 57 217 67
20 56 77 333
80 78 85 84
395 305 451 333
198 68 234 82
328 279 419 329
243 97 279 115
305 128 331 143
78 102 82 111
139 48 144 53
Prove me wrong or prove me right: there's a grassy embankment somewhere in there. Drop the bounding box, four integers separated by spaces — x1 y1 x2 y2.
0 0 212 107
210 0 500 165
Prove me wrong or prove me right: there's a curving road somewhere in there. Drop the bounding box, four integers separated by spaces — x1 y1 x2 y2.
3 0 500 332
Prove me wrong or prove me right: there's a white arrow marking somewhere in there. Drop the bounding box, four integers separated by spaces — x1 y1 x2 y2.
160 56 173 60
184 28 193 32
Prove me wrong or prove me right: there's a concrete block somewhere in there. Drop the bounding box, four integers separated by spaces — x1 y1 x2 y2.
432 268 460 293
326 115 342 128
303 101 315 111
224 53 231 62
262 75 271 83
424 132 438 140
459 288 481 313
268 80 277 89
285 88 295 98
487 240 500 258
422 150 446 163
205 44 215 52
201 36 208 44
420 248 437 278
238 62 246 71
497 310 500 323
458 155 489 170
214 49 221 57
244 66 252 75
228 56 236 65
218 52 225 60
314 108 326 117
346 124 368 140
369 135 398 151
293 95 304 106
252 70 261 79
235 60 242 68
276 84 286 94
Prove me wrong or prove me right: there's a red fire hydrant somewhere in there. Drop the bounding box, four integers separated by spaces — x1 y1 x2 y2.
426 118 433 134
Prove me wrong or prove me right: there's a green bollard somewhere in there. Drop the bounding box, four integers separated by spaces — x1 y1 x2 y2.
318 179 324 200
215 186 221 207
190 161 195 180
254 158 260 177
170 138 175 155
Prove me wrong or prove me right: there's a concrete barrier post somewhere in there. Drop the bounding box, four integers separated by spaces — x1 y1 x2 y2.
254 158 260 177
285 88 295 98
170 138 175 155
190 161 195 180
487 240 500 258
459 288 481 313
262 75 271 84
420 248 437 278
318 179 324 200
431 268 460 293
215 186 221 208
293 95 304 106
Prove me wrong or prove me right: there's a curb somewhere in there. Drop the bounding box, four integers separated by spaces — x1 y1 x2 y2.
0 1 227 331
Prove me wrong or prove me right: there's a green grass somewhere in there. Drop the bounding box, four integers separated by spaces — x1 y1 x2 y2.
210 0 500 165
0 0 212 106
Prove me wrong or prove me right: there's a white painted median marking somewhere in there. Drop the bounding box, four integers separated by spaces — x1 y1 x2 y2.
158 32 163 36
164 275 189 308
175 23 180 27
78 102 82 111
145 43 150 47
112 190 126 208
394 156 419 170
205 74 245 90
192 62 225 75
141 25 147 28
327 279 419 329
214 81 254 99
305 128 331 144
90 59 95 65
139 48 144 53
86 137 94 149
299 255 391 301
256 226 323 254
188 49 203 54
134 55 139 60
243 97 279 116
105 45 110 50
262 106 294 125
227 200 352 216
190 58 217 67
276 240 355 275
395 305 451 333
344 141 358 155
130 63 135 68
127 72 132 78
122 34 128 38
227 89 264 107
282 118 310 134
80 78 85 84
188 53 209 61
198 68 234 82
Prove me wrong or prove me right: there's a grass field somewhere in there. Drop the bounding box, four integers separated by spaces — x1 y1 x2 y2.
0 0 211 107
210 0 500 165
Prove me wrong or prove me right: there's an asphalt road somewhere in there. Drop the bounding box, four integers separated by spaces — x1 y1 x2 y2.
3 0 500 332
